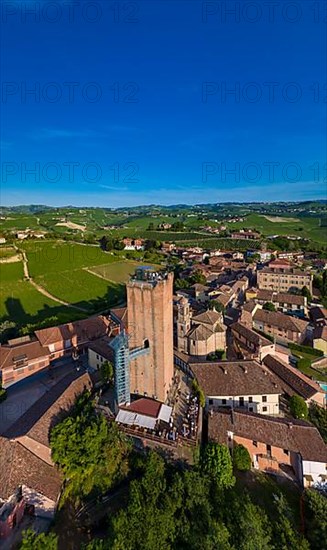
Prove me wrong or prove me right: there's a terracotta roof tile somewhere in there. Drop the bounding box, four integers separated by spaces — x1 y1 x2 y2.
191 360 281 396
253 309 308 333
0 340 49 370
208 409 327 462
263 354 323 400
5 371 92 446
0 437 62 501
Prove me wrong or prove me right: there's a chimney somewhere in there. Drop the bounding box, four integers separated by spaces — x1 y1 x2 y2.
288 422 293 429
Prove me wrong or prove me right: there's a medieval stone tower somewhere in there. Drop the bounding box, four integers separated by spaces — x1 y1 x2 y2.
127 267 174 402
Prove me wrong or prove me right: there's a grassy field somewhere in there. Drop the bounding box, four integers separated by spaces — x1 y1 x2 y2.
20 240 118 277
0 246 17 259
0 215 40 230
0 262 82 325
34 270 124 311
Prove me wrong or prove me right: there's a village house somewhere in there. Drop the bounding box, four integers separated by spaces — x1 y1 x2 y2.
231 322 275 361
263 354 325 407
253 289 308 316
122 238 144 251
313 326 327 355
35 315 111 360
0 336 50 387
88 336 114 371
190 360 281 415
176 299 226 357
253 308 309 344
208 409 327 488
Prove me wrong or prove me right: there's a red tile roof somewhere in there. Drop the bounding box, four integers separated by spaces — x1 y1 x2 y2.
191 360 281 397
263 354 323 400
0 437 62 501
35 315 110 347
209 409 327 462
123 397 162 418
5 371 92 446
0 339 49 370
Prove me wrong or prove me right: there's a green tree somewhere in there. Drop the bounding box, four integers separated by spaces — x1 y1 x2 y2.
20 530 58 549
50 395 131 505
301 286 312 302
0 381 7 403
201 443 235 489
303 489 327 550
233 444 251 471
190 270 207 285
289 395 308 420
192 378 205 407
263 302 276 312
100 360 114 384
208 300 225 313
110 451 176 550
309 403 327 443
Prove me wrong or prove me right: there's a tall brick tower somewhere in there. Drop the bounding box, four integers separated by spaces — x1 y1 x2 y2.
127 266 174 402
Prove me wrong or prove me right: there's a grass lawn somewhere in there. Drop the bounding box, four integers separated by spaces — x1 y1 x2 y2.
34 270 125 311
88 260 159 283
0 244 127 326
20 240 118 276
0 263 82 326
0 262 24 282
289 348 327 382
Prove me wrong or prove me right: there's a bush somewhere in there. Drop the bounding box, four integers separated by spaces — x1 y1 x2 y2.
289 343 323 358
309 404 327 443
233 444 251 471
263 302 276 312
192 378 205 408
289 395 308 420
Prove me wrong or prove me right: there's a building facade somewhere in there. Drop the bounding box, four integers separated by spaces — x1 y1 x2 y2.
257 265 313 294
176 301 226 357
127 267 174 402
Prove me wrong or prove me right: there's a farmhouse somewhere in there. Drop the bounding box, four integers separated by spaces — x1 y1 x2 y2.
208 409 327 488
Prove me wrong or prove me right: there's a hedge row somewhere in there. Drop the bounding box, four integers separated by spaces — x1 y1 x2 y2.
289 343 324 357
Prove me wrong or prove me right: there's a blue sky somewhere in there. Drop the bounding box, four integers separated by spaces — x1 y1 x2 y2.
1 0 326 206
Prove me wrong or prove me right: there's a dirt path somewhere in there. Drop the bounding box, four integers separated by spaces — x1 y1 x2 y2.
19 247 88 312
83 267 109 281
28 279 88 311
